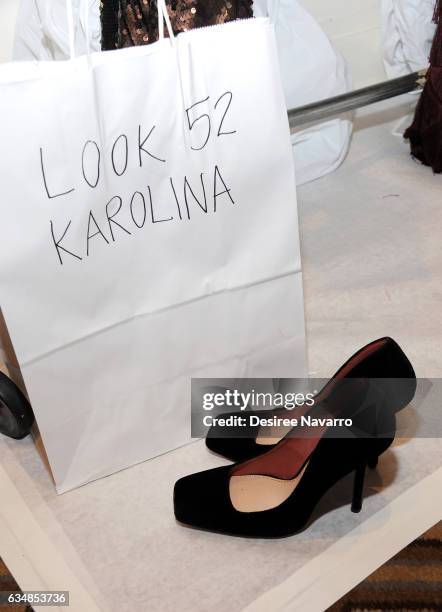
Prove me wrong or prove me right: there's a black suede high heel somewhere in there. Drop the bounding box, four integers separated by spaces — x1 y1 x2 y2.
174 367 413 538
205 337 415 462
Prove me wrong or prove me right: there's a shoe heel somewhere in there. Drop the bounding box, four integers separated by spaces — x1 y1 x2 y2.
367 455 378 469
351 463 366 513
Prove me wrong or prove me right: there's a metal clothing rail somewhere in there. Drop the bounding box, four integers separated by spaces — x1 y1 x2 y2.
287 70 427 128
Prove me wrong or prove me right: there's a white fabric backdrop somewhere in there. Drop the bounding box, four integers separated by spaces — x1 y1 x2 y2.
381 0 435 77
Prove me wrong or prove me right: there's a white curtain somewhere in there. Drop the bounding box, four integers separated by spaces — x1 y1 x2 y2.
13 0 100 60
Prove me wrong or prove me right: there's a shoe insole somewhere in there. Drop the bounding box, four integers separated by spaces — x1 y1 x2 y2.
229 462 309 513
255 427 292 446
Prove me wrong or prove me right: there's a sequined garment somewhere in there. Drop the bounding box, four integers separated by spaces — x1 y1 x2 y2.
101 0 253 50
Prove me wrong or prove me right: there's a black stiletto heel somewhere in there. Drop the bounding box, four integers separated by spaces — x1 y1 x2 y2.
367 455 379 469
351 463 367 513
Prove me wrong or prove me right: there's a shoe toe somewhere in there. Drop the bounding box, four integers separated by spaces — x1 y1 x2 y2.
174 465 233 530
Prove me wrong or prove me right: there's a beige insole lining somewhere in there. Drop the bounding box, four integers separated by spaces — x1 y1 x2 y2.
255 424 293 446
229 462 309 513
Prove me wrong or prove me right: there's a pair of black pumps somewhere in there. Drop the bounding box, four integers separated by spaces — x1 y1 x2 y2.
173 338 416 538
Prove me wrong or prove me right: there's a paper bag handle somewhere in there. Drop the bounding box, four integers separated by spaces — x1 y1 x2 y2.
65 0 91 60
66 0 175 59
157 0 176 44
66 0 76 59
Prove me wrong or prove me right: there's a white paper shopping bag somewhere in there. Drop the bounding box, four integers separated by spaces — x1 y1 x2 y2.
0 2 306 492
